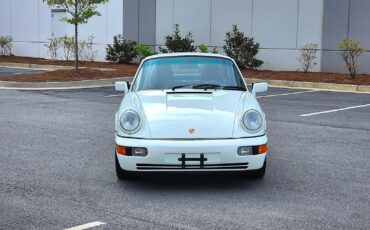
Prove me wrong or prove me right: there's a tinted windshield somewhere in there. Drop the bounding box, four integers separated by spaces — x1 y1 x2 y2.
132 56 245 90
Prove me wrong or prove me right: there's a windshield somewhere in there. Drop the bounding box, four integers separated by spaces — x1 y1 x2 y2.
131 56 246 91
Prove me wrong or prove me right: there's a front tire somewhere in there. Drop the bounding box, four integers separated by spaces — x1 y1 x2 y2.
247 159 266 179
115 154 135 180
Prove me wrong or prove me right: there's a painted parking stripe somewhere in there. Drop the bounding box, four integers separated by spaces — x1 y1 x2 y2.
300 103 370 117
257 90 317 98
104 94 123 98
64 221 106 230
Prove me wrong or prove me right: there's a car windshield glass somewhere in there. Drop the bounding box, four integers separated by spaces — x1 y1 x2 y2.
131 56 246 91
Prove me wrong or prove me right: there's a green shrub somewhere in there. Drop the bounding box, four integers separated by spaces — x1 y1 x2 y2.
337 39 365 79
159 24 196 53
198 44 208 53
298 43 319 73
223 25 263 69
134 44 156 61
0 36 13 55
106 35 138 64
198 44 218 54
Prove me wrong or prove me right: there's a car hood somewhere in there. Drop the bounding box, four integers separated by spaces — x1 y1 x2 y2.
135 90 243 139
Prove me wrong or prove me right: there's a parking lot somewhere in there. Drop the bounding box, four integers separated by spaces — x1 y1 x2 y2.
0 67 46 78
0 86 369 229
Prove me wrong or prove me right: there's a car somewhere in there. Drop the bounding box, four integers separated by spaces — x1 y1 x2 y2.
114 53 268 179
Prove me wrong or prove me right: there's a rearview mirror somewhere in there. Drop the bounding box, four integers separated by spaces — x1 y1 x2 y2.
115 81 129 92
252 82 268 96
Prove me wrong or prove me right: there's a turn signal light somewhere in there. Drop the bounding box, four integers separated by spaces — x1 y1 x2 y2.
116 145 126 155
258 144 268 154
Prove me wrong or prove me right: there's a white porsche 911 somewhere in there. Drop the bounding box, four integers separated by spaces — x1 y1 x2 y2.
114 53 268 179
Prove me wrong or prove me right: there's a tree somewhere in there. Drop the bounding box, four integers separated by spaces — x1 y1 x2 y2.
223 25 263 70
337 39 365 79
43 0 109 69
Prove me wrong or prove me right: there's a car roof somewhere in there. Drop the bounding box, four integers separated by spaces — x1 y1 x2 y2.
144 52 233 61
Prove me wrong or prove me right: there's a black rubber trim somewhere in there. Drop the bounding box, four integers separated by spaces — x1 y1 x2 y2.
136 162 249 170
167 91 212 94
137 163 248 167
137 166 248 170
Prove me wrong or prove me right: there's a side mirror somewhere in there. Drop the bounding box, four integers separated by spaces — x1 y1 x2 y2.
252 82 268 96
115 81 129 92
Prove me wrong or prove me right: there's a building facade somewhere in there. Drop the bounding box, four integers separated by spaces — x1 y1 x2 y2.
0 0 369 73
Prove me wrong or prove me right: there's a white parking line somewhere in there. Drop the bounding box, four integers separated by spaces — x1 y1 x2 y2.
257 90 317 98
64 221 106 230
300 103 370 117
104 94 123 98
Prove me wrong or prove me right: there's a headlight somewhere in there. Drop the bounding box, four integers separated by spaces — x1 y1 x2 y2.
120 110 140 133
242 109 263 132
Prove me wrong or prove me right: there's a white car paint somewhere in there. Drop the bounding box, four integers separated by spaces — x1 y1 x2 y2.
114 53 268 173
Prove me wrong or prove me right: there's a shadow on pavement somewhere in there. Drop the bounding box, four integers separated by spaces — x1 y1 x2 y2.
116 172 266 191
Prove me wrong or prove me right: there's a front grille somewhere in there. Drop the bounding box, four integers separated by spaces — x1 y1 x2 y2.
136 162 248 170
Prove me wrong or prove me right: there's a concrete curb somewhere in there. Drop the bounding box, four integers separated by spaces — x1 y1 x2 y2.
0 77 133 90
0 62 114 71
247 78 370 94
0 76 369 93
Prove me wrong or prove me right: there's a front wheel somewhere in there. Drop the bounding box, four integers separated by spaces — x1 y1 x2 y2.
115 154 135 180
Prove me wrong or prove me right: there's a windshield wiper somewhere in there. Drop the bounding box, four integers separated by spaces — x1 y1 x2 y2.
192 84 221 90
193 84 246 91
172 85 192 91
172 84 246 91
222 86 246 91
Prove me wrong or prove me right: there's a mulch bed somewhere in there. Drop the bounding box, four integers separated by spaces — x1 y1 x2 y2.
1 55 370 85
242 70 370 86
0 55 138 82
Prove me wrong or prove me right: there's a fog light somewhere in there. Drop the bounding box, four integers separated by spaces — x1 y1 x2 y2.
132 147 147 157
238 146 253 156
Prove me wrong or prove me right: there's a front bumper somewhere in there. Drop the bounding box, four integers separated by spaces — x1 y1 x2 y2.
115 135 267 172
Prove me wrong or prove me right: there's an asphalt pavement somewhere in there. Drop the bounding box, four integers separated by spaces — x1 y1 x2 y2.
0 87 369 229
0 67 46 78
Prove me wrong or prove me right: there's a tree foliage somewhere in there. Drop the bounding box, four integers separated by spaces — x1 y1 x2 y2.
43 0 108 24
337 39 365 79
43 0 109 69
159 24 196 53
223 25 263 70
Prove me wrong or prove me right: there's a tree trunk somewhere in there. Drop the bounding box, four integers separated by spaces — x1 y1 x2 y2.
74 23 79 70
74 0 79 70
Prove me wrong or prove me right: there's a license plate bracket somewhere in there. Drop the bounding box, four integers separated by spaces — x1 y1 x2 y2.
178 153 208 169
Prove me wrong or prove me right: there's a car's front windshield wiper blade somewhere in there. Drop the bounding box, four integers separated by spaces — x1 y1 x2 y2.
172 84 246 91
192 84 221 90
222 86 247 91
172 85 193 91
